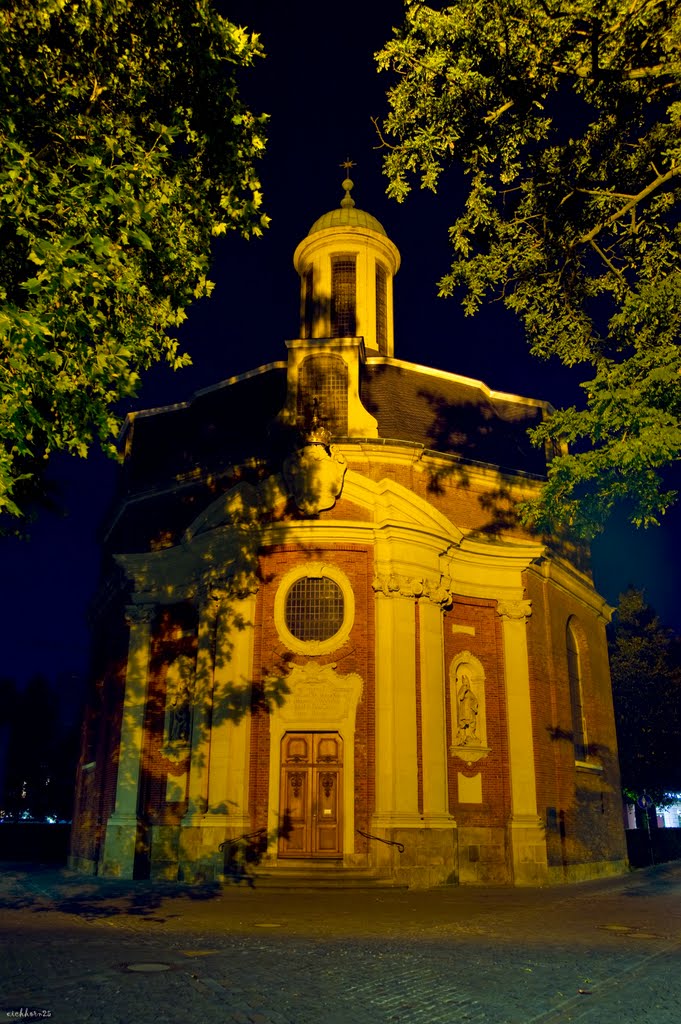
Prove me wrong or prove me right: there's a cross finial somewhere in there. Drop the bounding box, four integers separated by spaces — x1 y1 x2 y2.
340 158 356 209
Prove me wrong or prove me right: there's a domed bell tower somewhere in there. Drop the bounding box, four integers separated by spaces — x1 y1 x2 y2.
293 172 400 355
282 172 401 441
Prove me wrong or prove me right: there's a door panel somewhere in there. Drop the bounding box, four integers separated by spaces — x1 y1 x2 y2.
279 732 343 858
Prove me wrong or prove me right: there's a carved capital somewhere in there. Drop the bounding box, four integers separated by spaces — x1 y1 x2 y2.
124 604 156 628
496 599 532 622
198 581 229 611
372 573 422 599
372 573 452 607
424 576 453 609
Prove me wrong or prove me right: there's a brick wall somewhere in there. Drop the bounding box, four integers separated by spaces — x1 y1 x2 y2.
525 570 626 869
444 598 510 827
250 543 375 852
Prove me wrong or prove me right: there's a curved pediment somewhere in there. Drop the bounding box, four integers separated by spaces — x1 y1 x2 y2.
182 468 466 549
183 476 288 542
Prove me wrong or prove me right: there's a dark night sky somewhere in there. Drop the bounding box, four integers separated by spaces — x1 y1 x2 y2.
2 0 680 701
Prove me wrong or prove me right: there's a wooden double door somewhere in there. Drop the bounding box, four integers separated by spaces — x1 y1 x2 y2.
278 732 343 858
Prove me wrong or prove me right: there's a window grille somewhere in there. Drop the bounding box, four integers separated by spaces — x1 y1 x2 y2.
331 256 356 336
285 577 344 642
375 263 387 352
298 355 348 435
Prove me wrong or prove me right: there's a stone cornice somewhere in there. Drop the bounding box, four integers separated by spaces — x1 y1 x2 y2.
525 557 613 623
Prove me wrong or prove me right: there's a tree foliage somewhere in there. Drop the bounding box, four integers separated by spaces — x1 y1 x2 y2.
608 587 681 801
377 0 681 537
0 0 268 520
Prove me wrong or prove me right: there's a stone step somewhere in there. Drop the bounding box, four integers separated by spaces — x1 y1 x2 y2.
223 867 407 890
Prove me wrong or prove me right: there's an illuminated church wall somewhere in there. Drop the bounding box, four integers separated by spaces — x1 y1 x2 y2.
69 180 628 887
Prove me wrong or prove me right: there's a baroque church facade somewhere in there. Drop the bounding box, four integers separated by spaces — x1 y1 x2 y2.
70 179 628 887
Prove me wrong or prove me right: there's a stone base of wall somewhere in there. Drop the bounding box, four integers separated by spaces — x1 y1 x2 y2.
458 826 509 884
369 826 459 888
67 854 98 875
100 816 143 879
508 819 549 886
149 825 181 881
177 822 230 883
546 858 629 885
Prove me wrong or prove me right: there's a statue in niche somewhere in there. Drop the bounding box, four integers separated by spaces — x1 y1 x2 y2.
449 651 489 765
168 693 191 743
164 654 195 752
456 670 480 746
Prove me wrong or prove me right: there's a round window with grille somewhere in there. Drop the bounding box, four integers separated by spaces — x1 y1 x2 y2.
285 576 344 642
274 564 354 655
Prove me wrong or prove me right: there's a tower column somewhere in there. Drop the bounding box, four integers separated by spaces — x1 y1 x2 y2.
102 603 155 878
497 599 548 884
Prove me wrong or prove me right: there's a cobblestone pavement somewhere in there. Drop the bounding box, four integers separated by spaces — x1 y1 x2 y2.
1 862 680 1024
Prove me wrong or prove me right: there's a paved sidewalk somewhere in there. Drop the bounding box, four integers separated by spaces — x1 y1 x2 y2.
1 861 680 1023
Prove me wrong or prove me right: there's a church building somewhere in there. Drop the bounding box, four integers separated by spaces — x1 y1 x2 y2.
69 177 628 887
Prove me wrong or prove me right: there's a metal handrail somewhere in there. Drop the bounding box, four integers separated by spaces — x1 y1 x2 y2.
219 827 267 852
356 828 405 853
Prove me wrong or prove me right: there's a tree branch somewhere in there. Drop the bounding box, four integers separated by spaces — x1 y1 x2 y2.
484 99 514 124
371 115 397 150
578 165 679 245
589 237 627 282
551 61 670 80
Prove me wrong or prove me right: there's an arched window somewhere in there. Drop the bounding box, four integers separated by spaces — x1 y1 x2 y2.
298 354 348 436
331 255 356 336
566 618 587 760
301 265 314 338
375 262 388 353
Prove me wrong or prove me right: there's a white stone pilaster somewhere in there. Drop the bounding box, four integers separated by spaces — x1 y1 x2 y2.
183 588 222 824
497 599 548 884
373 591 420 826
419 598 454 824
102 603 154 877
207 591 257 831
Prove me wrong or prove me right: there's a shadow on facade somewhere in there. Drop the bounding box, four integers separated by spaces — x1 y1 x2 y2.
360 361 550 540
72 489 300 881
544 723 625 877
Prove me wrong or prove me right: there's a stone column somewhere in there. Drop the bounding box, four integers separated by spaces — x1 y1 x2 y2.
419 596 454 824
372 578 420 827
497 599 548 884
102 603 155 878
207 590 257 833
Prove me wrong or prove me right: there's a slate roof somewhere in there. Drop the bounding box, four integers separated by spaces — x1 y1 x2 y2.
361 361 548 477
